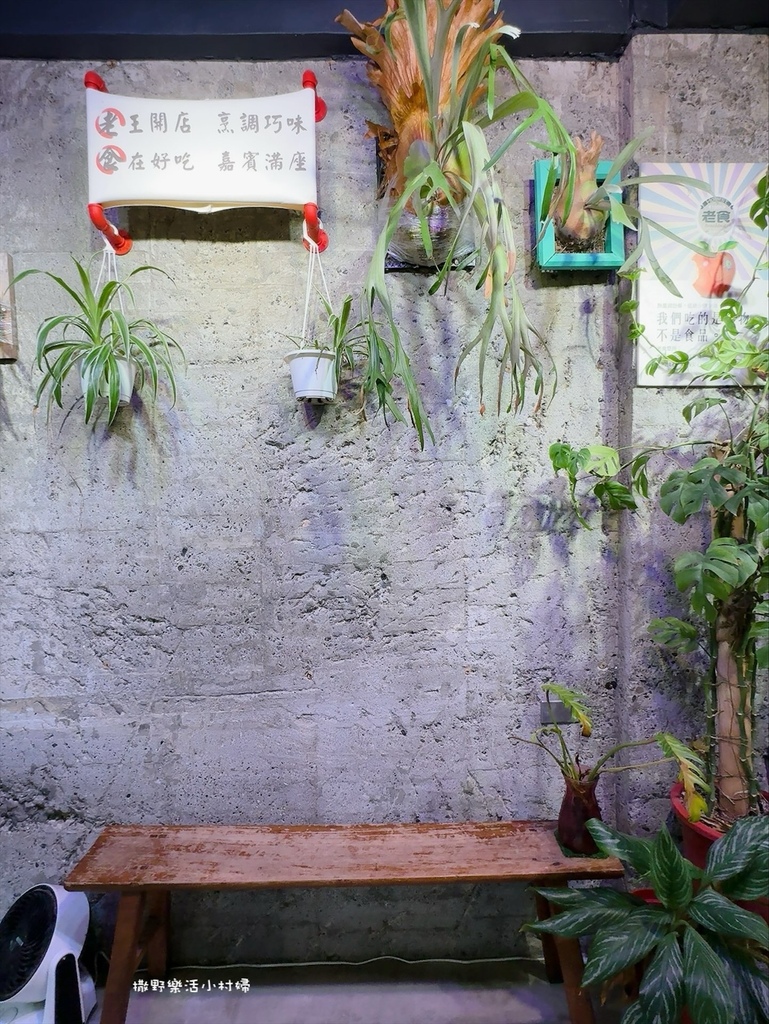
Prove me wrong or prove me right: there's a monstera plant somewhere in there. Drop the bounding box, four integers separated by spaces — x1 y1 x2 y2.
549 171 769 849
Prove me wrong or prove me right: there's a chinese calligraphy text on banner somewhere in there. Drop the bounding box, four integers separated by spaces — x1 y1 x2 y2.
87 89 317 212
636 163 766 386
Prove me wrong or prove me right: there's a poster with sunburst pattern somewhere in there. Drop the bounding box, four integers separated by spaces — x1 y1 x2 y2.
636 162 766 386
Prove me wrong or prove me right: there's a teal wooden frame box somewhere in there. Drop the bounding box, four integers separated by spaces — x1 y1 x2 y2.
533 159 625 270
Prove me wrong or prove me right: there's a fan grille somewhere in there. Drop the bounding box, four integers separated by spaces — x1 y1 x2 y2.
0 885 58 1000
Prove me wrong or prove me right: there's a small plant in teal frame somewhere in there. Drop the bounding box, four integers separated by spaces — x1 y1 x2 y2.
534 129 710 275
534 157 625 270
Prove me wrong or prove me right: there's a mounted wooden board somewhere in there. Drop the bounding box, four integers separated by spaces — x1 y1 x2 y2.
0 253 18 363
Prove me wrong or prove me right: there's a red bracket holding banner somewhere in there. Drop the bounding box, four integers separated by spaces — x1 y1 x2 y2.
301 71 328 252
302 70 327 123
84 70 107 93
85 71 133 254
302 203 328 253
87 203 133 256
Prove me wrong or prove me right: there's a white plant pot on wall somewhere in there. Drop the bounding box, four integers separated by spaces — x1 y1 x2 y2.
80 356 137 406
284 349 337 404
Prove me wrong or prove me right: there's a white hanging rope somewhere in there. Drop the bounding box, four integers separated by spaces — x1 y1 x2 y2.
95 238 126 316
301 226 332 347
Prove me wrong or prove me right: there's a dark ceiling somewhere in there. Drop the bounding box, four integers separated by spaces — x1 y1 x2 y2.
1 0 767 62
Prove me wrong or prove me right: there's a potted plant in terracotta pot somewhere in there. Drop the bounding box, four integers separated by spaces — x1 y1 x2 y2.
13 255 184 425
528 816 769 1024
511 684 705 855
547 170 769 866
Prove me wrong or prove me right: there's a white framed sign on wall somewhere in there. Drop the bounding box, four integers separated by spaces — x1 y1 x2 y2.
636 162 766 386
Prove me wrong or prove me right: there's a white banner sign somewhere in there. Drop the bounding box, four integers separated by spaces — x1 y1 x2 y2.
636 163 766 386
86 87 317 213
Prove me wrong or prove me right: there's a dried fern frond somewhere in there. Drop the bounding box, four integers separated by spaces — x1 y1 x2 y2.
338 0 505 193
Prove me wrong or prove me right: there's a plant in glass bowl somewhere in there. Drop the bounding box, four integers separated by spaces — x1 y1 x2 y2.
13 255 184 425
511 684 705 855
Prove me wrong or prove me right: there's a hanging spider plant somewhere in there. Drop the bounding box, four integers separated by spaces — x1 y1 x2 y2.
338 0 577 447
13 256 185 425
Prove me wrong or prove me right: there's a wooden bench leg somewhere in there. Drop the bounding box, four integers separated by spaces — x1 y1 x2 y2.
101 893 145 1024
144 891 170 977
535 895 594 1024
534 892 563 983
552 932 595 1024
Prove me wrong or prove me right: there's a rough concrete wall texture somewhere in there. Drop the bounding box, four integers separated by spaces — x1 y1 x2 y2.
0 31 767 964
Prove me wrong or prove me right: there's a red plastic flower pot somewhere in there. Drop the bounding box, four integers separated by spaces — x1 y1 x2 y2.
669 783 768 923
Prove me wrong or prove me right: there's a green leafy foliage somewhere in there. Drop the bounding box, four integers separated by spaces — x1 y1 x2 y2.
547 170 769 821
648 823 693 911
341 1 578 445
509 683 703 790
672 538 760 621
528 816 769 1024
14 257 184 425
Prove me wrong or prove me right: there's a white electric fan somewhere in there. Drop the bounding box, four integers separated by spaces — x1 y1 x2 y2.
0 885 96 1024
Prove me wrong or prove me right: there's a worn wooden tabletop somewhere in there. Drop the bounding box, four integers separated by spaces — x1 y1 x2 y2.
64 821 625 890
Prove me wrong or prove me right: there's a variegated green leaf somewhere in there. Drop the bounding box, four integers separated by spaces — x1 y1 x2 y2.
704 814 769 882
528 904 633 938
711 940 769 1024
581 917 667 988
586 819 654 876
719 854 769 902
619 1003 645 1024
682 926 735 1024
637 931 684 1023
531 886 637 910
648 825 692 911
689 888 769 946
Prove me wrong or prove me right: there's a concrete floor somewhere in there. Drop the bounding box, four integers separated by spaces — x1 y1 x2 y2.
93 959 627 1024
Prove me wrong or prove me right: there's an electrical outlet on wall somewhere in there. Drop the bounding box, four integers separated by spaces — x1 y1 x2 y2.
540 700 576 725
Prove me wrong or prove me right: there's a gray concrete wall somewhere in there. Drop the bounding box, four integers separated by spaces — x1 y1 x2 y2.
1 31 766 965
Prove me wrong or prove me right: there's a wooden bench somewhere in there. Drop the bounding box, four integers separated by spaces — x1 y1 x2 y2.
64 820 624 1024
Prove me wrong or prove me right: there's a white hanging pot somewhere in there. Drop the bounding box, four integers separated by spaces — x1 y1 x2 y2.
284 349 337 404
81 356 137 406
106 356 138 405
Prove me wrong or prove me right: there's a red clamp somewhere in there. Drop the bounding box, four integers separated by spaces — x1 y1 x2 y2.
85 71 133 254
87 204 133 255
84 70 108 92
301 72 327 251
302 204 328 253
302 70 327 122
